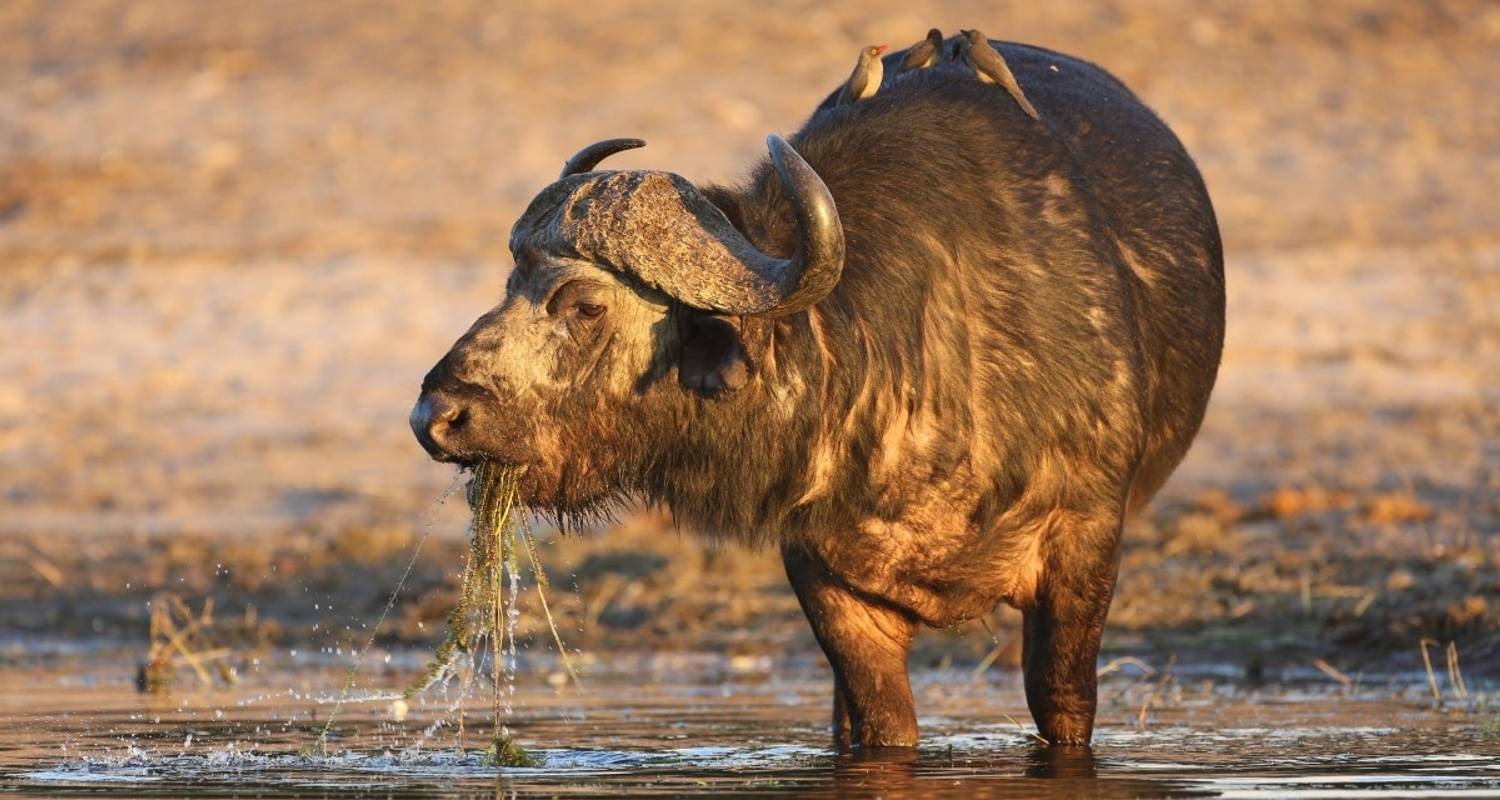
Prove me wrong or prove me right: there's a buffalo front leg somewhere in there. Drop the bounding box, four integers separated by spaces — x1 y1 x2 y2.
831 675 852 752
782 544 918 749
1022 512 1123 746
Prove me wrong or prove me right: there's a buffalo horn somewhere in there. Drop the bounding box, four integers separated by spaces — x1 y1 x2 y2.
559 138 646 178
515 134 845 316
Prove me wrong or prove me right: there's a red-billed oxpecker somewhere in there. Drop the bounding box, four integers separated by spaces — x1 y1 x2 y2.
838 43 888 106
958 29 1041 121
899 28 944 72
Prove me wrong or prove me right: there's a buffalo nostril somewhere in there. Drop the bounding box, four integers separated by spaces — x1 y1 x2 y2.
411 392 469 457
430 397 461 428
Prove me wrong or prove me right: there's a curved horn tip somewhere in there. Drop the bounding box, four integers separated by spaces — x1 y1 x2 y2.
753 132 845 316
766 134 840 230
765 133 791 161
559 137 647 179
765 134 811 188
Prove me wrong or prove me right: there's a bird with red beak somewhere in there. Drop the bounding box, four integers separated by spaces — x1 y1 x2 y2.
838 43 889 105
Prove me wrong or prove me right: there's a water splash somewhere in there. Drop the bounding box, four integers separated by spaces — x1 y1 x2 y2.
504 543 521 719
306 473 466 756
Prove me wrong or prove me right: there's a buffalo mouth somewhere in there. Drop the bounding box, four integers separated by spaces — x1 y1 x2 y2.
424 441 526 473
409 395 598 512
433 449 487 468
461 459 530 483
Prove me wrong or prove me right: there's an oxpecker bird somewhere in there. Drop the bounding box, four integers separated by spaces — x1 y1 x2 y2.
899 28 944 72
958 29 1041 121
838 44 889 105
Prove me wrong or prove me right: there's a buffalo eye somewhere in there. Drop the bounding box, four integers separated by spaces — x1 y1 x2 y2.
543 280 606 318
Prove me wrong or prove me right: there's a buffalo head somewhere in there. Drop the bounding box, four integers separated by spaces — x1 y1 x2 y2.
411 134 843 511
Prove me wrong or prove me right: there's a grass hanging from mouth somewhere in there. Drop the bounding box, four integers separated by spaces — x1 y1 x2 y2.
405 461 581 768
521 522 582 689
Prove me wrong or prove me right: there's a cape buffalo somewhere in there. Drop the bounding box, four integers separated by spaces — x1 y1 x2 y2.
411 36 1224 748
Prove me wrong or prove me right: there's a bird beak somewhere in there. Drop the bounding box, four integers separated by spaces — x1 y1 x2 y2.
876 44 889 54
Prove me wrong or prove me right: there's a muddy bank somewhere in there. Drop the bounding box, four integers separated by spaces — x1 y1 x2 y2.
3 482 1496 680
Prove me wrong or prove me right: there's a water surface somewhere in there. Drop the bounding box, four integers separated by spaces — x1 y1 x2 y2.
1 652 1495 797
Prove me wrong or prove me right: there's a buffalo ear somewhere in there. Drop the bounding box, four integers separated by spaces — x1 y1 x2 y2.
678 311 752 396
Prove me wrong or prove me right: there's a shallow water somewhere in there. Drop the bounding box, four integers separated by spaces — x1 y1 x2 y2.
1 652 1496 798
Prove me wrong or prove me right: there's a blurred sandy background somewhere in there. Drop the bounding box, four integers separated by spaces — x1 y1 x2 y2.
1 1 1497 669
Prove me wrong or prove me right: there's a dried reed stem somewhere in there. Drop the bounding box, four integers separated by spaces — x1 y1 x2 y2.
1419 638 1443 702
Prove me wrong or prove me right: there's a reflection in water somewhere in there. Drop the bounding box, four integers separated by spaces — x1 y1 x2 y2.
826 745 1210 799
1024 743 1097 779
833 746 920 794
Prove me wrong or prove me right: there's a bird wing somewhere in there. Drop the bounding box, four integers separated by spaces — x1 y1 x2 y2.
974 42 1041 120
900 40 933 71
843 61 868 103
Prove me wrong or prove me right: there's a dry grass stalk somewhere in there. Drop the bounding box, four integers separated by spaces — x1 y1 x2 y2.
140 592 239 693
971 640 1005 679
1418 639 1470 704
1419 638 1443 701
1097 656 1157 678
1312 657 1353 689
1137 691 1155 729
29 556 65 589
1133 654 1177 730
1001 711 1049 746
1445 641 1469 700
